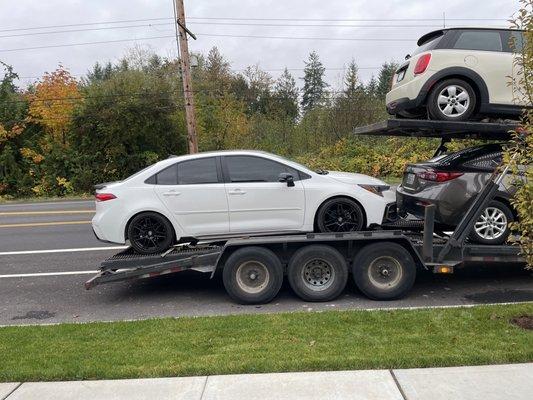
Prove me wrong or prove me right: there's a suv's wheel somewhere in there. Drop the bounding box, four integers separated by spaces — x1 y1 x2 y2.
316 198 364 233
469 200 514 245
127 212 174 254
427 79 476 121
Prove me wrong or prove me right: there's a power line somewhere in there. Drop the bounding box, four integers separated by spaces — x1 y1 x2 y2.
0 21 492 39
0 33 415 53
0 16 509 33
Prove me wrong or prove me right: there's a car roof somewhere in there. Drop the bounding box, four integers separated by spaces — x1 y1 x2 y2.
417 27 523 46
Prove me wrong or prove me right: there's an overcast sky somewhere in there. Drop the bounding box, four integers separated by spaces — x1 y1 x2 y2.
0 0 521 89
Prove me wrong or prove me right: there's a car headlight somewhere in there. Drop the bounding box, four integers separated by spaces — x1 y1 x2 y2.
358 184 390 197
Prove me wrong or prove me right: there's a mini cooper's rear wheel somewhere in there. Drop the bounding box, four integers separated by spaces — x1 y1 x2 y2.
469 200 514 245
427 79 476 121
316 198 364 233
127 212 174 254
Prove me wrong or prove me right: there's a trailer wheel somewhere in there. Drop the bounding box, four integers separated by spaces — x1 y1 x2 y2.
352 242 416 300
288 245 348 302
223 247 283 305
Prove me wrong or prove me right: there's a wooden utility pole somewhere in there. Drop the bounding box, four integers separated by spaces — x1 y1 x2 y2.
173 0 198 153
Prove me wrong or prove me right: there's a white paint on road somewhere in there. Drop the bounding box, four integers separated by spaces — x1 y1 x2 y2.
0 246 127 256
0 210 94 216
0 200 94 208
0 270 98 278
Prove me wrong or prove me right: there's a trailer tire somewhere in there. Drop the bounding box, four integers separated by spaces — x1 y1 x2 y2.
223 246 283 305
287 245 348 302
352 242 416 300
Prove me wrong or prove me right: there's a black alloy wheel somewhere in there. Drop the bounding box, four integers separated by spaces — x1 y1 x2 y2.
316 198 364 233
127 212 174 254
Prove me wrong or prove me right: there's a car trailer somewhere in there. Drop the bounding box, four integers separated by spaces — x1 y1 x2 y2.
86 119 525 305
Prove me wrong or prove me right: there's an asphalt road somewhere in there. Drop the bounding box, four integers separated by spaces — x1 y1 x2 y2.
1 199 532 326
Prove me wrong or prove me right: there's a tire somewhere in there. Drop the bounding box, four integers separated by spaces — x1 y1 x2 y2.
127 212 174 254
352 242 416 300
316 198 364 233
223 246 283 304
427 79 477 121
469 200 514 245
287 245 348 302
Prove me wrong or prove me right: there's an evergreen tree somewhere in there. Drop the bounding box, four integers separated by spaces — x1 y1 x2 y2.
274 68 299 121
376 62 399 99
344 59 363 99
301 51 328 112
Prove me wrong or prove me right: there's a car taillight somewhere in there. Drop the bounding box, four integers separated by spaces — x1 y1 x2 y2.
416 170 463 182
95 193 116 202
414 54 431 75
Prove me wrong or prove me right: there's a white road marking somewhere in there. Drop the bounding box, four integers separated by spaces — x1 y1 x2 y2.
0 200 94 208
0 210 94 216
0 246 127 256
0 270 98 278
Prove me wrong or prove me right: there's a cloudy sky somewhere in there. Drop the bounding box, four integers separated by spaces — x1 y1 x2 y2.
0 0 521 89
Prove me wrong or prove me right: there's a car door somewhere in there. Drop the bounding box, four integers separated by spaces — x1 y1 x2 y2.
222 155 305 233
152 157 229 236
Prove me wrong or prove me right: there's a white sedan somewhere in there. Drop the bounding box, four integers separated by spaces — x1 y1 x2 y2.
92 150 396 254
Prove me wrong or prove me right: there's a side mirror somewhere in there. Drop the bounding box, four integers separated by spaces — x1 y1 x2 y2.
278 172 295 187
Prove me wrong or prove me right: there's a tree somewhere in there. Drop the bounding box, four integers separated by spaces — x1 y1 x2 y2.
28 65 80 147
343 59 363 99
505 0 533 267
301 51 328 112
273 68 299 122
375 62 399 99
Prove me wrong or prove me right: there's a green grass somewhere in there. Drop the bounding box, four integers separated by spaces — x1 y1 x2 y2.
1 304 532 382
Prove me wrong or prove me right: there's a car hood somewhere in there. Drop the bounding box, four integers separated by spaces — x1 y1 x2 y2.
327 171 388 186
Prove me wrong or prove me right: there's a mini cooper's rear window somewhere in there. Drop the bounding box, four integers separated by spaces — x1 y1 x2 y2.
453 31 502 52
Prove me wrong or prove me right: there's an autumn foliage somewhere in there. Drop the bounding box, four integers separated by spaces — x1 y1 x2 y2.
28 65 80 147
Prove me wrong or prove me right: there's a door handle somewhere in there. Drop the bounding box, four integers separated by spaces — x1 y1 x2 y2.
163 190 181 197
228 189 246 195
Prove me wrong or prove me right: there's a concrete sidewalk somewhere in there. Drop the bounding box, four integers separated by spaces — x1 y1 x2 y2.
1 363 532 400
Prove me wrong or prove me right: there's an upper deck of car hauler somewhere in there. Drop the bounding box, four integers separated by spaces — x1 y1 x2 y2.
86 119 524 304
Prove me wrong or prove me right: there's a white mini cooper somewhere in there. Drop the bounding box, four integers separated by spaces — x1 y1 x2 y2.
386 27 525 121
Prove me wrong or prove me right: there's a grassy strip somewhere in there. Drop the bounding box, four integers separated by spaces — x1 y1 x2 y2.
1 304 531 382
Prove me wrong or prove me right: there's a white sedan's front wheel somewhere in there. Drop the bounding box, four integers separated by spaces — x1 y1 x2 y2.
316 198 364 233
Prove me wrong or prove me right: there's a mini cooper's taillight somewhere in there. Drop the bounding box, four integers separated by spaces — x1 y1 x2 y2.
414 53 432 75
95 193 117 202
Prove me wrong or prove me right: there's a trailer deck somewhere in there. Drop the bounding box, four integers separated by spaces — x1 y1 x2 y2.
86 119 524 304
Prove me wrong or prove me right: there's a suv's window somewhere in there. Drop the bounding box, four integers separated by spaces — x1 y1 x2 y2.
177 157 219 184
226 156 300 183
453 30 502 52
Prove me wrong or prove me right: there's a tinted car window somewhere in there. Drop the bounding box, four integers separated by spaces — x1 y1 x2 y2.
507 31 524 52
453 31 502 52
463 152 502 171
226 156 299 183
411 34 443 56
155 164 178 185
177 157 219 184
